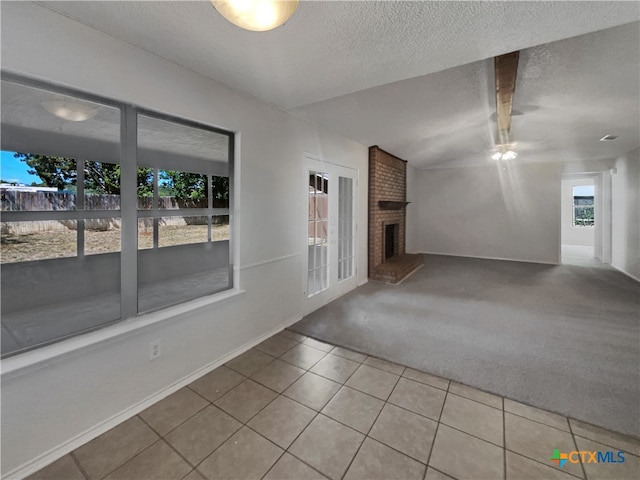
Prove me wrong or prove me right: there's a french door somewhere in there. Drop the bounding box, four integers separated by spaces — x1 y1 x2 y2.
304 157 358 315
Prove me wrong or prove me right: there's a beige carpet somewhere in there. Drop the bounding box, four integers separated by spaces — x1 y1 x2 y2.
291 254 640 438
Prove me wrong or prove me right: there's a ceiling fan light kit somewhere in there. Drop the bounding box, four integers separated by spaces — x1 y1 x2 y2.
211 0 298 31
492 150 517 161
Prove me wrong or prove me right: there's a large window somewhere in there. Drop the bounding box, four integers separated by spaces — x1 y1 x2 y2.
0 74 234 357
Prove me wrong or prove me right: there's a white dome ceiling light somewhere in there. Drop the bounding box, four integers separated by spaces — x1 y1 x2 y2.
41 100 98 122
211 0 298 32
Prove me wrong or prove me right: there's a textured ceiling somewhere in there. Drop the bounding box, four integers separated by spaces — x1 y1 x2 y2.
23 2 640 168
295 22 640 168
38 1 639 108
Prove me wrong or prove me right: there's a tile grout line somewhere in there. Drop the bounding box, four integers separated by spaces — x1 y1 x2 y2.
446 389 502 411
364 429 431 468
252 340 354 479
400 372 450 392
502 396 585 429
567 419 640 457
423 380 450 480
435 422 506 450
278 349 330 371
224 353 277 377
260 406 330 480
503 396 507 480
568 418 589 480
166 365 286 476
281 413 346 480
163 431 216 474
94 437 165 480
69 451 90 480
143 386 216 436
240 423 298 480
360 372 437 468
189 391 285 477
501 411 596 477
279 409 369 476
330 347 368 363
502 447 584 479
430 465 461 480
186 379 237 406
337 364 405 480
89 402 215 479
446 390 502 411
503 408 573 435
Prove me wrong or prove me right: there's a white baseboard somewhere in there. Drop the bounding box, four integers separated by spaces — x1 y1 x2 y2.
611 263 640 283
6 313 303 480
419 251 559 266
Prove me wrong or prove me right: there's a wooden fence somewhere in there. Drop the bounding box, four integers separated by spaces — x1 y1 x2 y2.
1 190 228 235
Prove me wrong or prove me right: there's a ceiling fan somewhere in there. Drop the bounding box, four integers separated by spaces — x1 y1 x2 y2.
491 51 520 160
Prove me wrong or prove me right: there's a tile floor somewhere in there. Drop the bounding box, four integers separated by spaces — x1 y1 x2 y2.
28 330 640 480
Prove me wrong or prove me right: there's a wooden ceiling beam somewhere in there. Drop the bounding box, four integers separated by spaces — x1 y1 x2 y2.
495 51 519 144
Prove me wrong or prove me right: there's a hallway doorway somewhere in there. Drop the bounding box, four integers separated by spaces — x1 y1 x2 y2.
561 177 595 265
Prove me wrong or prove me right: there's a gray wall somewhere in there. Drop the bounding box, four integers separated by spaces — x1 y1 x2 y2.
407 162 562 264
611 148 640 280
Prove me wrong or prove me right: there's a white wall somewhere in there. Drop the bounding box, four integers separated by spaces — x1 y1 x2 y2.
405 164 419 254
611 148 640 281
0 3 368 477
407 162 562 264
561 177 595 246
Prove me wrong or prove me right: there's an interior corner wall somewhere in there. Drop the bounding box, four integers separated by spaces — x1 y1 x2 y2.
560 177 595 246
405 163 419 254
409 162 562 264
611 148 640 281
0 2 368 477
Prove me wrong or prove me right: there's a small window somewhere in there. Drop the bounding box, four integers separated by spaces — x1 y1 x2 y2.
572 185 594 227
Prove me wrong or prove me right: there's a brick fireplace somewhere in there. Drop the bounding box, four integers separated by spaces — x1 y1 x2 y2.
368 146 422 283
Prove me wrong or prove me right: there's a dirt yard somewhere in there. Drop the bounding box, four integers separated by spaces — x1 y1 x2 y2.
1 224 229 264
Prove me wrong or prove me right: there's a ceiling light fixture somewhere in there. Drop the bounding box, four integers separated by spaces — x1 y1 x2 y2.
211 0 298 32
42 100 98 122
491 150 517 161
599 134 618 141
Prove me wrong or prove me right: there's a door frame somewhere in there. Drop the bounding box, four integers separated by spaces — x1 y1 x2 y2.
559 172 612 264
302 154 358 316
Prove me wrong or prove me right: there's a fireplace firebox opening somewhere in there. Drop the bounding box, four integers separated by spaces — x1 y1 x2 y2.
385 223 399 260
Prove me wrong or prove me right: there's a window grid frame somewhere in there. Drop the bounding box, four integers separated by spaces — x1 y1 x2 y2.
1 72 235 355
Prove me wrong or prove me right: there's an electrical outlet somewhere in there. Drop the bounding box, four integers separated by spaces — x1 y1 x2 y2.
149 340 161 360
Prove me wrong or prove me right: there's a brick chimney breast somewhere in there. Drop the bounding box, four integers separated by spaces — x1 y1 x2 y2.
368 146 422 283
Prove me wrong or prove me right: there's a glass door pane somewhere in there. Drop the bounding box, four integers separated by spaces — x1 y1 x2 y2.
308 170 329 296
338 176 354 281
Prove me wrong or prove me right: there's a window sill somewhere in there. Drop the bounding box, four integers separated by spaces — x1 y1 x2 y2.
1 288 246 378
